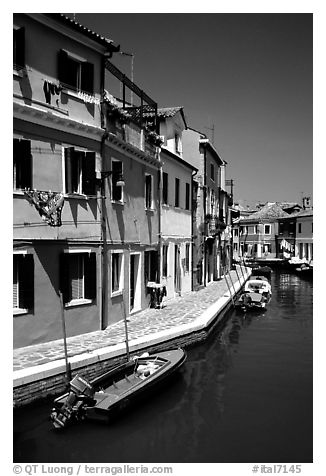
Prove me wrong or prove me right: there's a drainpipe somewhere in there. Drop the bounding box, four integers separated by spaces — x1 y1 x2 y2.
203 146 207 287
191 169 197 291
157 146 162 282
100 131 109 329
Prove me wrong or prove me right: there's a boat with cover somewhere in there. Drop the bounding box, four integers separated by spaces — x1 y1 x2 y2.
50 348 186 429
235 275 272 312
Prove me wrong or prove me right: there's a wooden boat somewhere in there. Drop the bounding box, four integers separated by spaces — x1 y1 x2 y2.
51 348 186 429
235 275 272 312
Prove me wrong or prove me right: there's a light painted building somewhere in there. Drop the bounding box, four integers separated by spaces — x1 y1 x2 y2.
294 209 313 263
182 128 232 289
156 108 197 297
13 14 161 348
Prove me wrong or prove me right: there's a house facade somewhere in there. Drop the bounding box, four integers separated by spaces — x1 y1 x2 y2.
182 128 232 289
13 14 162 348
237 203 290 260
157 108 197 297
294 209 313 263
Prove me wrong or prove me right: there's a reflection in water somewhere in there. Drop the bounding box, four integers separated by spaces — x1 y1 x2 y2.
14 271 313 463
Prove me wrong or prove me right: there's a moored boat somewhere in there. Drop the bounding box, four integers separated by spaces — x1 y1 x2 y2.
235 275 272 312
51 348 186 429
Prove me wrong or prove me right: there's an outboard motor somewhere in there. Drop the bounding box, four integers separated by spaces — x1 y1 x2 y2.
51 375 94 429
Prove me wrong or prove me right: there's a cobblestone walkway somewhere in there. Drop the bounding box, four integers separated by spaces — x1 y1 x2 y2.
13 270 244 372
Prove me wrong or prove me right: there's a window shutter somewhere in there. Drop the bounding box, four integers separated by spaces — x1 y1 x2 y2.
81 61 94 94
20 255 34 311
13 256 18 308
59 253 70 303
82 152 96 195
70 254 83 300
15 27 25 67
84 253 96 300
19 140 32 189
58 49 69 85
64 147 75 193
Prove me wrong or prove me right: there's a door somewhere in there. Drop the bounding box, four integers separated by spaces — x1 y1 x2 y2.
174 244 181 295
130 253 140 312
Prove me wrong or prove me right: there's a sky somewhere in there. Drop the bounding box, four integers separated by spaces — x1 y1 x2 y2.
67 12 313 207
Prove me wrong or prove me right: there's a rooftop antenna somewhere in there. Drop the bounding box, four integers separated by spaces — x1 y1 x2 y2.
204 124 215 145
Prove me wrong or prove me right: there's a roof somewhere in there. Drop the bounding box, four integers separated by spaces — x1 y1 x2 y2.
45 14 120 51
145 106 187 128
241 202 289 222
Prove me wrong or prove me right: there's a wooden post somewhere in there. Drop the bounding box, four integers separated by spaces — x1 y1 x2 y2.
121 301 130 361
223 267 235 306
59 291 71 383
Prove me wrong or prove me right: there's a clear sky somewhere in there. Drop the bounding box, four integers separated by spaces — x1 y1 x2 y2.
69 13 312 206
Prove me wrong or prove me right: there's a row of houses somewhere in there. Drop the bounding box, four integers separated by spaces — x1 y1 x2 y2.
232 201 313 263
13 14 232 349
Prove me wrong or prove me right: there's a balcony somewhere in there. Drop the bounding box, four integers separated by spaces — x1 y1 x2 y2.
205 214 226 236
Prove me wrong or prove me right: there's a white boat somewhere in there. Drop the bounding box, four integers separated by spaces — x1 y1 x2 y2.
235 276 272 312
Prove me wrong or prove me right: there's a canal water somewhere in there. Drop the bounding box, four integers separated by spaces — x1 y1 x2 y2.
13 270 313 463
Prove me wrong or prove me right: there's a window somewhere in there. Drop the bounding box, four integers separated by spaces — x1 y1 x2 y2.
279 222 284 235
58 49 94 94
145 174 153 209
233 243 238 251
175 178 180 207
64 147 96 195
298 223 302 233
111 160 123 202
185 243 190 272
162 244 168 278
185 183 190 210
13 254 34 314
264 224 271 235
13 26 25 69
60 252 96 305
162 172 168 205
13 139 32 190
210 163 215 181
210 190 215 215
111 251 124 295
234 228 239 237
175 134 181 154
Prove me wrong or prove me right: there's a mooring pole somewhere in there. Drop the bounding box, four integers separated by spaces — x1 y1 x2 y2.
121 301 130 361
223 267 235 306
59 290 71 383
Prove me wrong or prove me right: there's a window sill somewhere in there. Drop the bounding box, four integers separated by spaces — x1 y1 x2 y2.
65 298 93 308
111 290 123 298
65 193 96 200
111 200 124 206
13 308 28 316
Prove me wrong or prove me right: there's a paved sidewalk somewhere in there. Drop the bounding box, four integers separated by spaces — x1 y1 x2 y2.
13 269 246 372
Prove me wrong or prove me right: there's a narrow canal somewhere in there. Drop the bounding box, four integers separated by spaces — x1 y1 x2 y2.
13 270 313 463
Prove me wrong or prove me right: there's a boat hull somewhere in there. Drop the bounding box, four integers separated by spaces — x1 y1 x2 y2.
51 348 186 428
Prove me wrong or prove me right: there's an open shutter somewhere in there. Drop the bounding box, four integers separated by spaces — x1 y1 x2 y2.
81 61 94 94
82 152 96 195
20 140 32 189
58 49 69 85
20 255 34 311
84 253 96 300
14 27 25 67
13 256 18 308
59 253 70 304
64 147 75 193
